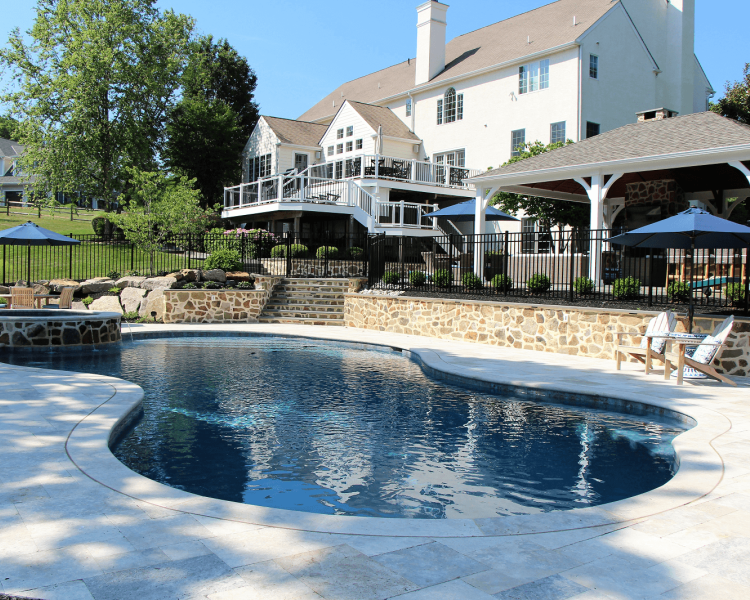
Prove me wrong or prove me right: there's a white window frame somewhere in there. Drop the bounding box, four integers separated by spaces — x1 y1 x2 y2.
406 98 412 117
345 141 353 153
327 146 334 157
519 59 550 95
589 54 599 80
511 129 525 157
336 128 344 139
355 138 363 150
336 143 343 154
346 126 353 137
586 121 600 139
550 121 566 145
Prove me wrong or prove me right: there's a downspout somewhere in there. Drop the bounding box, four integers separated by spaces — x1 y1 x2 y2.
577 44 583 141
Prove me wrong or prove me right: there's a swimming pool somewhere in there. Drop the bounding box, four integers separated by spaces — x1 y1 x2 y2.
5 336 686 519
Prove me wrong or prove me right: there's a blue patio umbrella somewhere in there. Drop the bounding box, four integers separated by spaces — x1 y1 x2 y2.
429 199 519 223
0 221 80 285
609 208 750 330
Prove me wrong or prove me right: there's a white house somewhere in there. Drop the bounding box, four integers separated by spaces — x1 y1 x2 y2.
224 0 712 238
0 138 31 206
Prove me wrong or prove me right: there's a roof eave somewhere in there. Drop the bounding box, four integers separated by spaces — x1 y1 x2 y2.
470 145 750 187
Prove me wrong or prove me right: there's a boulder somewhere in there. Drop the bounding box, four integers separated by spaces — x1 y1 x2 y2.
81 277 116 294
140 276 179 291
48 279 82 294
201 269 226 283
71 301 87 311
32 283 50 296
115 276 147 289
139 289 165 320
89 295 124 315
166 271 184 282
0 286 9 294
120 287 147 314
225 271 252 282
179 269 200 282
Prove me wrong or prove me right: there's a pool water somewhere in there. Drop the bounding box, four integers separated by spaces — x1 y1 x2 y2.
5 337 686 519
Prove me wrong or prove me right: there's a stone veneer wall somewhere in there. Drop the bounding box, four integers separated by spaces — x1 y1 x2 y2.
345 295 750 377
259 259 365 277
625 180 688 222
0 316 121 348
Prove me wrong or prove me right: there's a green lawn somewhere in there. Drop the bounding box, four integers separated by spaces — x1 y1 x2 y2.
0 208 97 236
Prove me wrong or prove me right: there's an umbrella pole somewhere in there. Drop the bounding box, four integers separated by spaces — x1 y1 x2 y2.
688 239 695 333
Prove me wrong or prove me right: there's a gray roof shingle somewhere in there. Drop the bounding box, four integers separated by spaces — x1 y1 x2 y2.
0 138 24 158
299 0 617 122
262 117 328 147
348 101 420 141
473 112 750 180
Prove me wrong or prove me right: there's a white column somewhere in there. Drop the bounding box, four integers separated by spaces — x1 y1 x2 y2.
473 186 498 279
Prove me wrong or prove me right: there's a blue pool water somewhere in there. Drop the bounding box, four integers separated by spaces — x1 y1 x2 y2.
4 337 686 519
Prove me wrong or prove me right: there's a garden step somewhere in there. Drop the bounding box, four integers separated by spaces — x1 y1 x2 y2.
257 316 344 326
262 311 344 319
275 284 348 291
271 292 345 300
266 298 345 307
265 303 344 312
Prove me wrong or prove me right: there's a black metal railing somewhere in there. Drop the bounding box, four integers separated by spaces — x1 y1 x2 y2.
367 230 750 314
0 231 370 283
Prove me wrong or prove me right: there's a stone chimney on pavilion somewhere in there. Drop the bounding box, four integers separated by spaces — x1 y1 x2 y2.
415 1 448 86
635 108 679 123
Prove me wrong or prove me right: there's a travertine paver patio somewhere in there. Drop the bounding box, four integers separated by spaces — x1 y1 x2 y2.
1 323 750 599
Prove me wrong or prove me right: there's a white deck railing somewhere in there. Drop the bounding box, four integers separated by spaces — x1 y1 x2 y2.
223 173 440 231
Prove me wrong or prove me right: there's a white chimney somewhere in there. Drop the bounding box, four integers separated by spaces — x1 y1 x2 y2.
415 1 448 86
665 0 695 115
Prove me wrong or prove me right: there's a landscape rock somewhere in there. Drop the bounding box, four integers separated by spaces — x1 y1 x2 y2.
201 269 226 283
225 271 252 282
180 269 200 282
139 289 166 320
32 283 50 296
115 276 147 289
81 277 115 294
166 271 184 282
140 276 179 291
120 287 147 314
48 279 82 294
71 301 87 311
0 286 9 294
89 295 124 315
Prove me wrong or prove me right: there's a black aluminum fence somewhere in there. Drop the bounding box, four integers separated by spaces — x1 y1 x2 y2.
367 230 750 314
0 232 370 284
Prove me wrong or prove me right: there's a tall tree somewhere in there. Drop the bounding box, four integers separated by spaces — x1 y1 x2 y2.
0 0 194 207
491 140 589 230
711 63 750 125
0 114 19 140
164 36 259 208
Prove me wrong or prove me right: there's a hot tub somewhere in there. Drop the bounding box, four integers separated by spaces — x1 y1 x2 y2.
0 310 121 349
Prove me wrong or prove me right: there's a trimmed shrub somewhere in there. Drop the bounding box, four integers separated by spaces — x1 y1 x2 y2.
491 274 512 292
270 244 308 258
316 246 339 259
408 271 427 286
726 282 747 305
349 246 365 259
667 280 691 303
381 271 400 285
485 250 505 256
182 282 198 289
107 270 121 280
82 296 94 306
462 272 483 290
91 216 108 236
202 281 222 289
613 276 640 300
573 276 595 295
204 249 242 272
433 268 452 287
236 281 255 289
527 273 551 294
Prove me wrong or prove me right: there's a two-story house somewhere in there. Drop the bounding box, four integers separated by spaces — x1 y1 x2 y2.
223 0 712 239
0 138 31 206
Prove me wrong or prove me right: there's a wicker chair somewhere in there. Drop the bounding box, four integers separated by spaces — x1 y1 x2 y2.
10 287 34 309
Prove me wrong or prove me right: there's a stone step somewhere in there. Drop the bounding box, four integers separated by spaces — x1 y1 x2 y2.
275 284 348 292
266 297 345 307
281 278 349 285
271 291 345 300
262 310 344 319
265 303 344 312
257 316 345 326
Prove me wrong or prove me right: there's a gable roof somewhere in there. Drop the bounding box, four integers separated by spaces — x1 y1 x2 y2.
262 116 328 148
346 101 420 141
0 138 24 158
299 0 618 122
472 112 750 182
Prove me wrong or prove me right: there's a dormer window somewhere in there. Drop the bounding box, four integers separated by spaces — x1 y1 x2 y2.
437 88 463 125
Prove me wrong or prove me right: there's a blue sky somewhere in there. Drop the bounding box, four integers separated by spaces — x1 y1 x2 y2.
2 1 747 120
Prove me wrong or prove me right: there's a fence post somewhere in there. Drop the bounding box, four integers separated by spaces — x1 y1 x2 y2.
2 245 5 285
744 248 749 316
69 236 73 280
569 230 575 302
324 235 329 278
130 242 134 271
286 233 292 277
70 203 73 221
648 253 654 308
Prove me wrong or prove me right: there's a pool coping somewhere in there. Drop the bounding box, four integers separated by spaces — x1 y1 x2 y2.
57 325 732 539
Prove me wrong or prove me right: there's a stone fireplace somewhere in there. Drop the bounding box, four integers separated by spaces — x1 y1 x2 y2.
623 179 688 229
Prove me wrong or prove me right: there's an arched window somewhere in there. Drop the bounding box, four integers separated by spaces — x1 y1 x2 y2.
438 88 463 125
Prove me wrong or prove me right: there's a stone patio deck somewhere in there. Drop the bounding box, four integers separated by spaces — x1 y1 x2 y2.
1 323 749 599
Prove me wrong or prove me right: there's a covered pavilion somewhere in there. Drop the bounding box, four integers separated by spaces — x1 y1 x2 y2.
469 111 750 281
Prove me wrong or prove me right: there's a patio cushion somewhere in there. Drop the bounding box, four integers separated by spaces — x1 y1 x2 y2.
673 367 709 380
691 335 721 365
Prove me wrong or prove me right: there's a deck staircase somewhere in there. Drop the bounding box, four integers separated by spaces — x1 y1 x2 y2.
258 278 347 326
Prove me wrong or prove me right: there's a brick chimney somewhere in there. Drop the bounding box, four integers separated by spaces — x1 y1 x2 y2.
636 108 678 123
415 1 448 86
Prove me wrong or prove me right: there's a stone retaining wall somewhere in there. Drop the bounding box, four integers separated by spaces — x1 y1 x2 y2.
259 259 365 277
345 295 750 377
